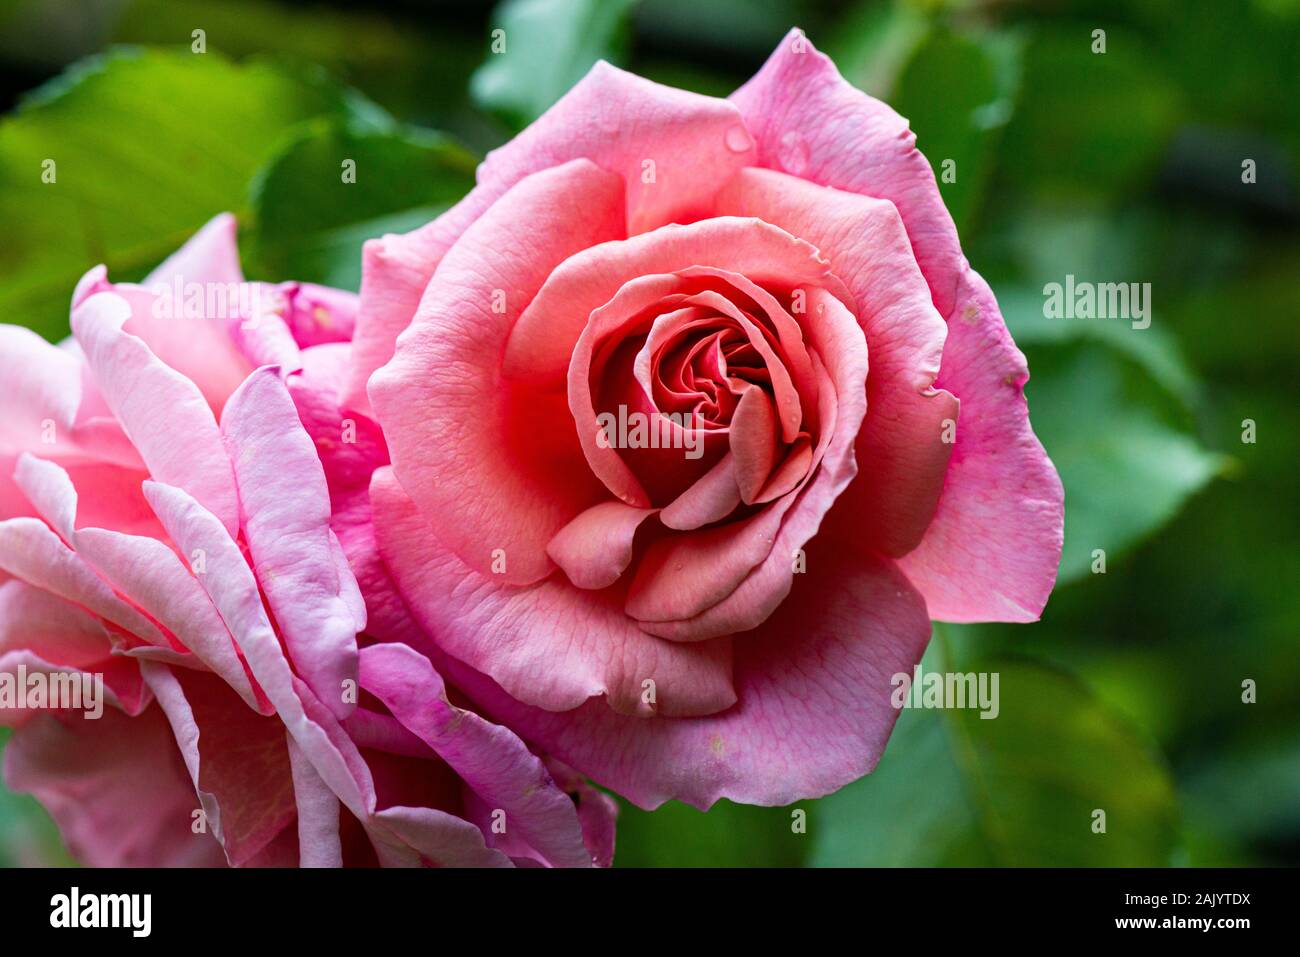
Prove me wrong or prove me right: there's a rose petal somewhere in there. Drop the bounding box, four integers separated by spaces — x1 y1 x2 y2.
220 367 360 717
71 291 240 537
732 30 1062 618
4 706 226 866
370 466 736 718
714 166 957 554
478 60 754 235
142 663 296 867
436 536 931 809
547 500 658 591
369 159 625 585
360 642 595 867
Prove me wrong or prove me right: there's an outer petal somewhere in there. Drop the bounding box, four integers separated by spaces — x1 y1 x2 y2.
895 271 1065 620
360 643 596 867
287 734 344 867
370 466 736 719
731 29 1062 619
80 214 257 410
478 60 756 235
220 367 360 717
0 581 147 719
141 480 504 867
4 706 226 867
13 453 262 711
369 160 625 585
342 188 498 415
71 291 241 538
434 533 931 809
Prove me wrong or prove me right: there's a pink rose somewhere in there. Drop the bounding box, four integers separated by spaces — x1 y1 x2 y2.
0 216 614 867
351 30 1064 808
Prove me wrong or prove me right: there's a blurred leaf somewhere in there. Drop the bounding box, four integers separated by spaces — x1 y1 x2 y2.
890 28 1022 233
1183 730 1300 855
0 729 74 867
249 119 477 290
614 796 808 867
1027 339 1223 583
471 0 638 129
0 47 357 339
999 285 1197 406
997 28 1180 199
811 648 1180 866
112 0 492 137
824 0 930 100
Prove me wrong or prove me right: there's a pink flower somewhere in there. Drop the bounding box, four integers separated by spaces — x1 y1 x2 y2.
351 30 1064 809
0 216 614 867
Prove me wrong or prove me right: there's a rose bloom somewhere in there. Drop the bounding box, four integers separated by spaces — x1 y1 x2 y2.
0 216 614 867
346 30 1065 809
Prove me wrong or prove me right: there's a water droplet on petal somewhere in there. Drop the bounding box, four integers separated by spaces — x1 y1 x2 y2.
778 131 809 176
724 123 753 154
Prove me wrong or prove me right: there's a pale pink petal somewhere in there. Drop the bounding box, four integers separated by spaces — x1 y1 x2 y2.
0 581 148 720
13 454 261 710
71 291 240 537
370 466 736 718
145 212 244 288
287 734 344 867
0 516 169 646
118 212 258 408
220 367 360 717
369 160 624 585
142 479 502 867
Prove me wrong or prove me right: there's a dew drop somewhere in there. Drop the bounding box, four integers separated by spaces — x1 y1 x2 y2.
724 123 753 154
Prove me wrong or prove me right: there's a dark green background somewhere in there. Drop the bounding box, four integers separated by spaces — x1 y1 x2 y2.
0 0 1295 867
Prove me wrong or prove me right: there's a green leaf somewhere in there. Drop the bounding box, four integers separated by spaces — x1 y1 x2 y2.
890 27 1022 234
248 119 477 290
810 648 1180 866
0 47 356 340
471 0 639 129
1026 340 1224 583
613 796 809 867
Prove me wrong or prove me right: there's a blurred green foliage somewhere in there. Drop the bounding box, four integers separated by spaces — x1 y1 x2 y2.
0 0 1295 867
